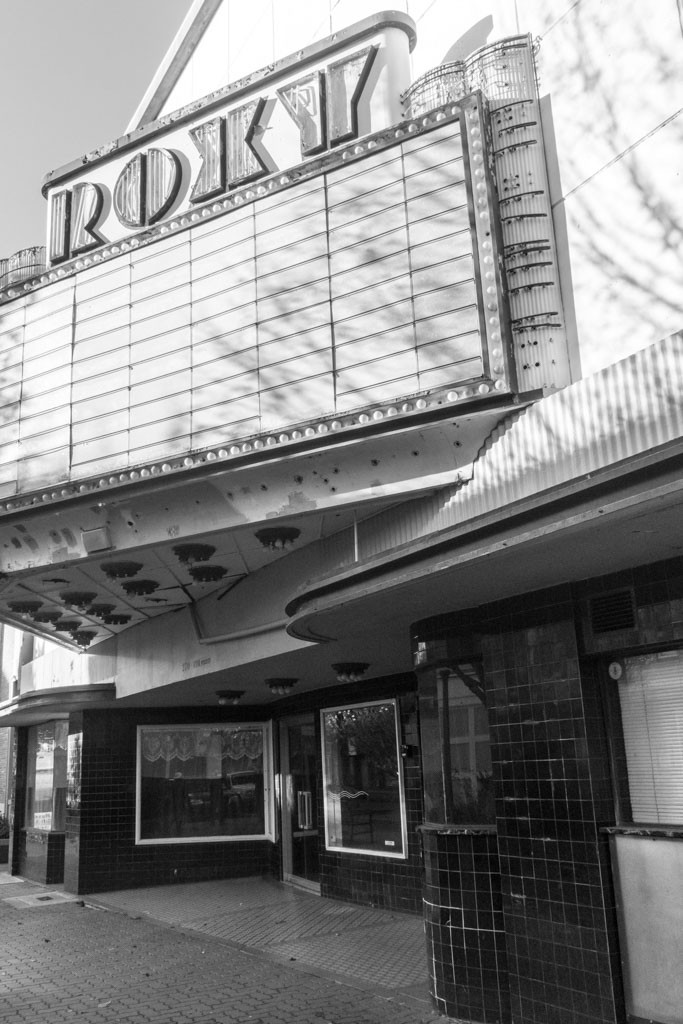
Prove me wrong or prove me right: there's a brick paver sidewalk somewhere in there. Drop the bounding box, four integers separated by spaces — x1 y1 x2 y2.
0 878 446 1024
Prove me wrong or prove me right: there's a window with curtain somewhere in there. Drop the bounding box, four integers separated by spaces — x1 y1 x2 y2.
136 723 272 843
617 651 683 825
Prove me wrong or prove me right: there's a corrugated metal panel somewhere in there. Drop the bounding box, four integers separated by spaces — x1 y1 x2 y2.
317 333 683 569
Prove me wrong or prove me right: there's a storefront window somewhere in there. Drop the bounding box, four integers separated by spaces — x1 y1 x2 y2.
25 722 68 831
617 651 683 825
419 667 494 826
136 724 272 843
321 700 407 858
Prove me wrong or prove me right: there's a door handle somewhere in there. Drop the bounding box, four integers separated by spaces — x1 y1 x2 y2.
297 790 313 830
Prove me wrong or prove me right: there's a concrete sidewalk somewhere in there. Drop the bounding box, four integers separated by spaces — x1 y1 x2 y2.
1 872 447 1024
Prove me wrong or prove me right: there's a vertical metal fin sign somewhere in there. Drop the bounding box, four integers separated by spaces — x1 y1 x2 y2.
114 153 145 228
226 99 268 187
189 117 226 202
278 72 327 156
326 46 377 145
48 190 72 264
70 183 105 254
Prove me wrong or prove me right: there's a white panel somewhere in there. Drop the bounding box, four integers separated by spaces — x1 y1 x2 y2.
255 184 326 232
22 351 72 388
259 344 333 391
191 257 255 299
74 304 130 342
76 263 130 301
72 431 130 465
192 373 259 409
77 287 130 321
330 250 411 300
131 348 191 386
257 278 331 320
329 225 409 275
334 299 415 344
23 303 74 343
255 209 327 256
130 305 191 344
258 301 331 344
130 262 190 301
130 326 189 366
131 286 192 321
18 424 70 454
72 370 130 404
415 308 481 344
73 325 129 362
335 324 417 370
190 210 254 257
131 239 191 280
72 409 129 444
260 377 335 425
19 387 72 420
326 154 405 204
411 257 475 294
409 233 473 271
327 181 406 231
130 371 192 409
71 390 127 423
127 417 191 449
191 394 260 430
331 275 413 320
256 257 330 300
413 281 478 320
256 234 329 278
23 326 73 362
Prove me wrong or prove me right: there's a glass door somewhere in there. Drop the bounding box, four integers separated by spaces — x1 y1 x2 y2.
280 714 320 892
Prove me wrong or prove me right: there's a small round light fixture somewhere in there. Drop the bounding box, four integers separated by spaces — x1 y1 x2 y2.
122 579 159 597
266 678 298 696
332 662 370 683
216 690 245 706
173 543 216 564
188 564 227 583
101 560 143 580
255 527 300 551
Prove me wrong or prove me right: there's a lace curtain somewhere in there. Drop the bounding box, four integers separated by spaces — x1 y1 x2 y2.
141 727 263 763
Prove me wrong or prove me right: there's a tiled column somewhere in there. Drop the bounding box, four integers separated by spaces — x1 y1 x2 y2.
481 586 624 1024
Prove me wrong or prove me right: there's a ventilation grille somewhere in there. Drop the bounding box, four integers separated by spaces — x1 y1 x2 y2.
589 589 636 635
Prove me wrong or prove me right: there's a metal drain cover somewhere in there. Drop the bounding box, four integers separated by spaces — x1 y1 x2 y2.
3 891 78 908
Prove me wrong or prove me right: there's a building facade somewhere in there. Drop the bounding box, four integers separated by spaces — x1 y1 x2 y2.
0 5 681 1024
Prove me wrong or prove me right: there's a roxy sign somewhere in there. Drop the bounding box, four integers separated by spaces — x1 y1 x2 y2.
48 45 379 264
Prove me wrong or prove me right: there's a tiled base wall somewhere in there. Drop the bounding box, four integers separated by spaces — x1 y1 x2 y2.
423 830 508 1023
17 828 65 885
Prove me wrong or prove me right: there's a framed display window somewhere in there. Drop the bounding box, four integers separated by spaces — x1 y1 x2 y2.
321 699 407 858
136 723 273 844
25 721 68 831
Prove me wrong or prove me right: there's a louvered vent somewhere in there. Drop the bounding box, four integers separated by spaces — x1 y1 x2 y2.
589 589 636 635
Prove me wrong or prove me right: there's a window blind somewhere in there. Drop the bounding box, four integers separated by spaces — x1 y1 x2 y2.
618 651 683 825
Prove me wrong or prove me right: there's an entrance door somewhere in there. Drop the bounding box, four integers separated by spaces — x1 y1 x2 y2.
280 714 320 892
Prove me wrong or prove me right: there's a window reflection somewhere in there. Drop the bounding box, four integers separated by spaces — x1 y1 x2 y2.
419 667 494 826
137 724 270 843
25 722 68 831
322 700 407 858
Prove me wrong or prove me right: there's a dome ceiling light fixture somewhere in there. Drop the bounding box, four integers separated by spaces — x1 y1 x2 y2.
173 543 216 564
254 526 301 551
266 677 298 696
122 579 159 597
7 600 43 615
60 590 97 610
332 662 371 683
216 690 245 706
188 564 227 583
102 613 132 626
55 619 83 633
100 560 143 580
72 630 97 649
32 610 63 625
88 603 116 621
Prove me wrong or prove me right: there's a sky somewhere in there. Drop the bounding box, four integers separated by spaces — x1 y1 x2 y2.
0 0 194 258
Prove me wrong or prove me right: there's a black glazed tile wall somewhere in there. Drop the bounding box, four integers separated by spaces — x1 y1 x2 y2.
422 829 509 1023
480 585 624 1024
